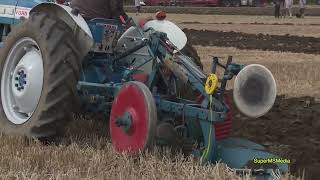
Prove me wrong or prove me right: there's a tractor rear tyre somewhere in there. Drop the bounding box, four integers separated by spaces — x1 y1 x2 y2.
0 13 83 140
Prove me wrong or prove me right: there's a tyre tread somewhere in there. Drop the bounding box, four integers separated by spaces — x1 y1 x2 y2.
0 12 84 139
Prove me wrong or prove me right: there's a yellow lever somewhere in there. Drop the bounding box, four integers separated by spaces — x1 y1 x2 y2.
201 73 218 163
205 74 218 95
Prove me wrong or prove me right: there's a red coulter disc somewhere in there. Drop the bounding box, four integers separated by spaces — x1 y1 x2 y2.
110 82 157 155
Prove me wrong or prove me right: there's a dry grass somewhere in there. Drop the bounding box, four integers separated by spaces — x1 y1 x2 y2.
130 13 320 37
0 118 269 180
196 46 320 97
0 112 300 179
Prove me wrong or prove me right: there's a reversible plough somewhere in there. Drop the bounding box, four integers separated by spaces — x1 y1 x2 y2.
0 1 288 179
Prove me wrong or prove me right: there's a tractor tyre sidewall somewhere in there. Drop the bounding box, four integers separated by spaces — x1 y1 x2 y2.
0 13 82 139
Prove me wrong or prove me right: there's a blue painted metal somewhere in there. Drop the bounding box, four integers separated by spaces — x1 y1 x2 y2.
217 138 289 177
1 0 47 7
0 0 17 6
16 0 47 8
80 63 124 84
0 17 14 25
200 120 217 163
13 0 47 24
154 96 226 122
77 81 121 98
0 0 48 44
219 137 266 150
87 18 124 44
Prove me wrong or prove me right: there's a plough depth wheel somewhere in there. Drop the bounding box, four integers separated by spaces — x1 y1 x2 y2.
110 81 157 155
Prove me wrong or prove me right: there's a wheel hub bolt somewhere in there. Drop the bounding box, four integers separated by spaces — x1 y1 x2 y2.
14 70 27 91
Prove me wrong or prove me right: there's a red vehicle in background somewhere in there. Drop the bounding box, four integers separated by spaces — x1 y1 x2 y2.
145 0 267 7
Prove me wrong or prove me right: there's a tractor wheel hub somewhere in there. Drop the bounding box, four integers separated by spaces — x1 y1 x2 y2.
115 112 133 133
110 81 157 156
1 38 44 124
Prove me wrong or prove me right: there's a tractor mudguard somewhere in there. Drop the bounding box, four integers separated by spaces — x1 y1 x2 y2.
30 3 94 56
144 19 187 50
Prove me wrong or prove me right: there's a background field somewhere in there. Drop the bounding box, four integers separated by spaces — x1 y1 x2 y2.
125 5 320 16
196 46 320 97
131 13 320 37
0 12 319 180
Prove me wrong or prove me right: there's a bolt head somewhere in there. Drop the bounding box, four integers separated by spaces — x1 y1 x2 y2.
15 84 18 87
15 77 19 81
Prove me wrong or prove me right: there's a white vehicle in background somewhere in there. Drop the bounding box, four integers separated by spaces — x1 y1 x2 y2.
140 1 147 6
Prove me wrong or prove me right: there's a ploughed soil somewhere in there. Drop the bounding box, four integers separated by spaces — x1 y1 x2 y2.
183 29 320 54
230 94 320 180
181 21 320 26
125 6 320 16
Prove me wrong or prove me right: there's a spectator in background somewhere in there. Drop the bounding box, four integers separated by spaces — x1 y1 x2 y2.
273 0 282 18
135 0 141 15
280 0 285 18
284 0 293 17
297 0 306 18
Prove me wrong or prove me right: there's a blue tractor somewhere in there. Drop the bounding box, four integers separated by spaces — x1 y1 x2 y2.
0 1 288 179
